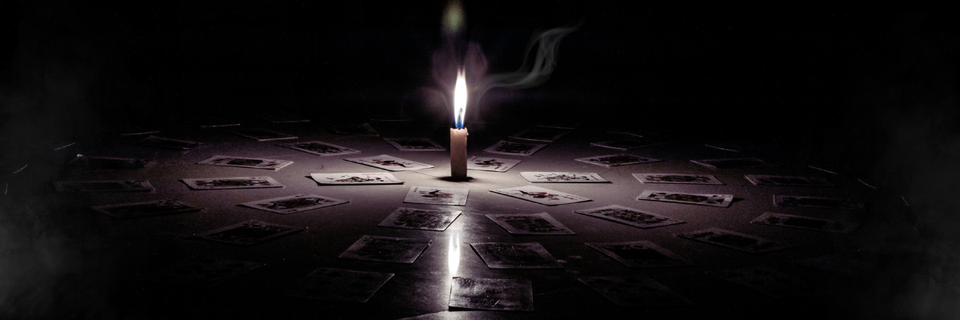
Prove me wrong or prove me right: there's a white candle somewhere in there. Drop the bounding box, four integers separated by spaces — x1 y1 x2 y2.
451 70 468 180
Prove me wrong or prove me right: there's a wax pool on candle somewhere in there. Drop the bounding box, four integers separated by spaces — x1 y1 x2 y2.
450 128 468 179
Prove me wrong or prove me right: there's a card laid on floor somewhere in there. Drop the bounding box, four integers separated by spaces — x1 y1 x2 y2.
490 186 591 206
276 141 361 157
383 138 445 151
691 157 769 169
449 277 534 312
486 212 575 235
181 176 283 190
519 172 608 183
378 207 461 231
239 194 349 214
773 195 865 211
226 128 297 141
194 220 302 246
68 155 155 169
197 155 294 170
590 138 663 150
329 123 379 136
637 190 733 207
633 173 724 185
310 172 403 185
253 111 311 123
676 227 789 253
574 154 662 168
483 140 547 156
577 275 693 307
54 180 155 193
153 256 264 288
185 115 240 128
344 154 434 171
745 174 833 187
92 199 202 218
466 156 522 172
470 242 562 269
403 186 469 206
509 127 571 142
709 266 816 298
574 205 684 229
794 255 881 281
136 136 202 150
751 212 859 233
586 241 693 268
285 268 394 302
338 235 432 264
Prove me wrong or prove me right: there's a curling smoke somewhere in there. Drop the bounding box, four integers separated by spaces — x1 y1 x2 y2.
475 24 579 98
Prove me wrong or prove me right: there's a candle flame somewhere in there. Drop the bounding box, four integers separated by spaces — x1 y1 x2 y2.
454 70 467 129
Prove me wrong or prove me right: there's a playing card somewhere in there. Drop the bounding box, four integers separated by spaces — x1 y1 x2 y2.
181 176 283 190
276 141 361 157
194 220 302 246
136 136 202 150
773 195 865 211
466 156 522 172
690 158 769 169
577 275 693 308
703 142 774 153
449 277 534 312
68 154 155 169
486 212 575 235
637 190 734 207
751 212 859 233
344 155 434 171
329 123 379 136
383 138 445 151
483 140 547 156
676 227 790 253
309 172 403 185
574 205 684 229
338 235 432 264
709 266 816 298
633 173 724 185
186 115 240 128
153 256 264 288
745 174 833 187
239 194 349 214
403 186 469 206
226 128 297 141
586 241 693 268
54 180 155 193
197 155 293 170
509 127 571 142
378 207 461 231
92 199 202 218
470 242 562 269
519 172 609 183
590 138 663 150
253 111 311 123
794 255 881 281
490 186 591 206
574 154 662 168
285 268 394 302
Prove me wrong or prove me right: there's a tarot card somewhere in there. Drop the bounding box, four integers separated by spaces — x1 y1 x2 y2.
193 219 302 246
310 172 403 185
574 154 662 168
470 242 562 269
383 138 445 151
54 180 155 193
490 186 591 206
449 277 534 312
676 228 789 253
574 205 684 229
751 212 859 233
773 195 865 211
633 173 724 185
115 125 160 136
338 235 432 264
586 241 693 268
181 176 283 190
704 142 774 153
509 127 571 142
606 129 650 138
344 155 434 171
68 154 154 169
520 172 608 183
403 186 469 206
807 165 840 175
329 123 379 136
286 268 394 302
483 140 547 157
485 212 575 235
578 275 693 307
197 155 294 170
186 115 240 128
277 140 360 157
92 199 202 218
795 255 881 281
226 128 297 141
745 174 833 187
466 156 522 172
254 111 311 123
709 266 816 298
378 207 461 231
637 190 733 208
690 158 769 169
154 256 264 288
136 135 202 150
590 138 663 150
239 194 349 214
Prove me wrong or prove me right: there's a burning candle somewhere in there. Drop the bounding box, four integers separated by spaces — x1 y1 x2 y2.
450 70 468 180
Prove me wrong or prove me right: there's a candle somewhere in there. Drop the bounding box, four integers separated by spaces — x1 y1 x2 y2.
450 70 468 180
